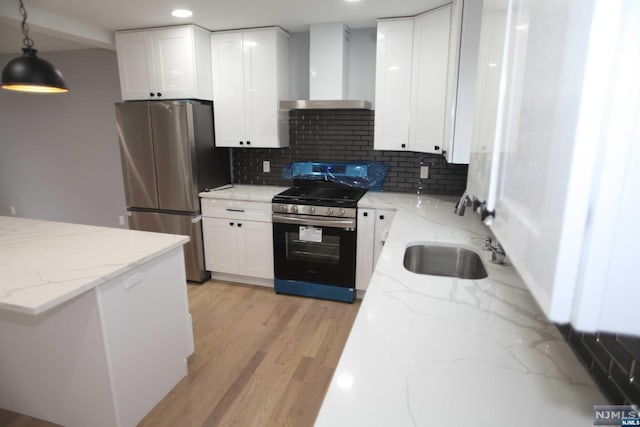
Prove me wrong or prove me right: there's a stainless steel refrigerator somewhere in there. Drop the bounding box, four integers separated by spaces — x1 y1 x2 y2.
115 100 230 282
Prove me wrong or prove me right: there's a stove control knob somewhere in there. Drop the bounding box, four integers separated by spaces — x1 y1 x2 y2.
338 208 346 216
291 206 298 213
308 206 316 214
326 208 334 216
280 205 288 212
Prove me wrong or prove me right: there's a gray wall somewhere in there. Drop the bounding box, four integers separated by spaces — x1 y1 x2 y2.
0 48 127 228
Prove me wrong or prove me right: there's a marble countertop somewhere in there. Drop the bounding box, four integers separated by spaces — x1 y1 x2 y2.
199 184 288 202
316 191 605 426
195 184 605 425
0 216 189 315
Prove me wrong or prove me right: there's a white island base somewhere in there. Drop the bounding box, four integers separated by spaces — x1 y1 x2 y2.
0 248 194 427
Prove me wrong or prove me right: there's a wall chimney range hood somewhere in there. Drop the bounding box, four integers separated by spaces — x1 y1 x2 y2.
279 23 372 110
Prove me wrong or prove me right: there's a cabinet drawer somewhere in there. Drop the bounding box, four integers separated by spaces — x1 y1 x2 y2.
201 198 272 222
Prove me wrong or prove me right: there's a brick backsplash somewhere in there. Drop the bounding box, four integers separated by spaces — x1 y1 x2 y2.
231 109 468 195
558 324 640 405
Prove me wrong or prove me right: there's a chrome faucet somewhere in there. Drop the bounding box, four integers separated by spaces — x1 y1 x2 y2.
483 237 506 264
454 192 470 216
490 243 506 264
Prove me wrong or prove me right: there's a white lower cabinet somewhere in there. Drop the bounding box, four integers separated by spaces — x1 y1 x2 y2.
202 218 273 279
356 209 376 291
356 208 397 291
201 198 274 284
373 209 396 264
202 217 238 275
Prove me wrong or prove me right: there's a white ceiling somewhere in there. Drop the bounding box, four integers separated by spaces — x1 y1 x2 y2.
0 0 449 54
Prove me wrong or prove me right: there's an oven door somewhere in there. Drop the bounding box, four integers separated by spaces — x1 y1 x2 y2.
272 213 357 288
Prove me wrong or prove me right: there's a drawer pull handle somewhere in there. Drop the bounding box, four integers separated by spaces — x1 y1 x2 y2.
226 208 245 213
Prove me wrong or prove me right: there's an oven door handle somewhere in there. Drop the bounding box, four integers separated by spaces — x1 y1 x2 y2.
272 213 356 229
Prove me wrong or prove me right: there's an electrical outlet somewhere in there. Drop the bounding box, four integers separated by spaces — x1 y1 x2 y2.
263 161 270 173
119 215 125 226
420 166 430 180
10 206 16 215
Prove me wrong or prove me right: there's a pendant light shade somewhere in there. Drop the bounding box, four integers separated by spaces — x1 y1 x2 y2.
1 0 69 94
2 48 69 93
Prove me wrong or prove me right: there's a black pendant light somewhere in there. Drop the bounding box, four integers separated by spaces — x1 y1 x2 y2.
1 0 69 93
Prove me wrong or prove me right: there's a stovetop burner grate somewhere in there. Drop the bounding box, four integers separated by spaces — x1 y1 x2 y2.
273 184 366 208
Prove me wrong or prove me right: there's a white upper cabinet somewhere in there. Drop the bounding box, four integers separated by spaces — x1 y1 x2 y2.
211 27 289 148
115 25 212 101
466 4 508 211
409 5 453 155
374 1 481 163
374 18 414 151
467 0 640 335
445 0 484 163
210 32 245 146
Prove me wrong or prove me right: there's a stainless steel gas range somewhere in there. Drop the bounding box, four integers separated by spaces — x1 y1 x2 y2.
271 163 370 303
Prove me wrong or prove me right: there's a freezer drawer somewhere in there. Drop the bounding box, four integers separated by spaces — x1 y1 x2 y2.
128 210 209 283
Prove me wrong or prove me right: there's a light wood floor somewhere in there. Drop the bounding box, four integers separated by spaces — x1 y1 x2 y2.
0 281 361 427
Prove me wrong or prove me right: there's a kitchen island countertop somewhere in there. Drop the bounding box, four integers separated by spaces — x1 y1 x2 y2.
0 216 189 315
0 215 194 426
315 191 605 426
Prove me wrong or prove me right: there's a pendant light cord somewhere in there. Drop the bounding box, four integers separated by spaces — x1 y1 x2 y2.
18 0 34 49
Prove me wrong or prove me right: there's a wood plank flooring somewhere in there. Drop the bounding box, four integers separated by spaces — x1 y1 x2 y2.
0 281 361 427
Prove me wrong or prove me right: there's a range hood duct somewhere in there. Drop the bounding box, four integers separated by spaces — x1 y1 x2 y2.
280 23 372 110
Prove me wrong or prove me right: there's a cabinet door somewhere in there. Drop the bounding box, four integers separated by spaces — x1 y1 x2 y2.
97 249 191 427
569 0 640 335
355 209 376 291
489 0 596 323
115 32 156 100
202 217 238 274
236 220 274 279
243 30 279 148
374 209 396 265
211 32 246 147
154 27 197 99
374 19 413 151
466 4 509 208
409 5 452 155
446 0 483 164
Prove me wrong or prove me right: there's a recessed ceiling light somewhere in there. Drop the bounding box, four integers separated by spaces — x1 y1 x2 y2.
345 0 361 2
171 9 193 18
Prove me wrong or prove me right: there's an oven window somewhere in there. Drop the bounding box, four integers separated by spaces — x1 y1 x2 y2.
285 231 341 264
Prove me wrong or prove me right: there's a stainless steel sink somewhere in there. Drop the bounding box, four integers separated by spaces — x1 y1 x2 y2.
403 244 488 279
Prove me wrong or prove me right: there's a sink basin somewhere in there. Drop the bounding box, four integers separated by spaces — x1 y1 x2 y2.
403 244 488 279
